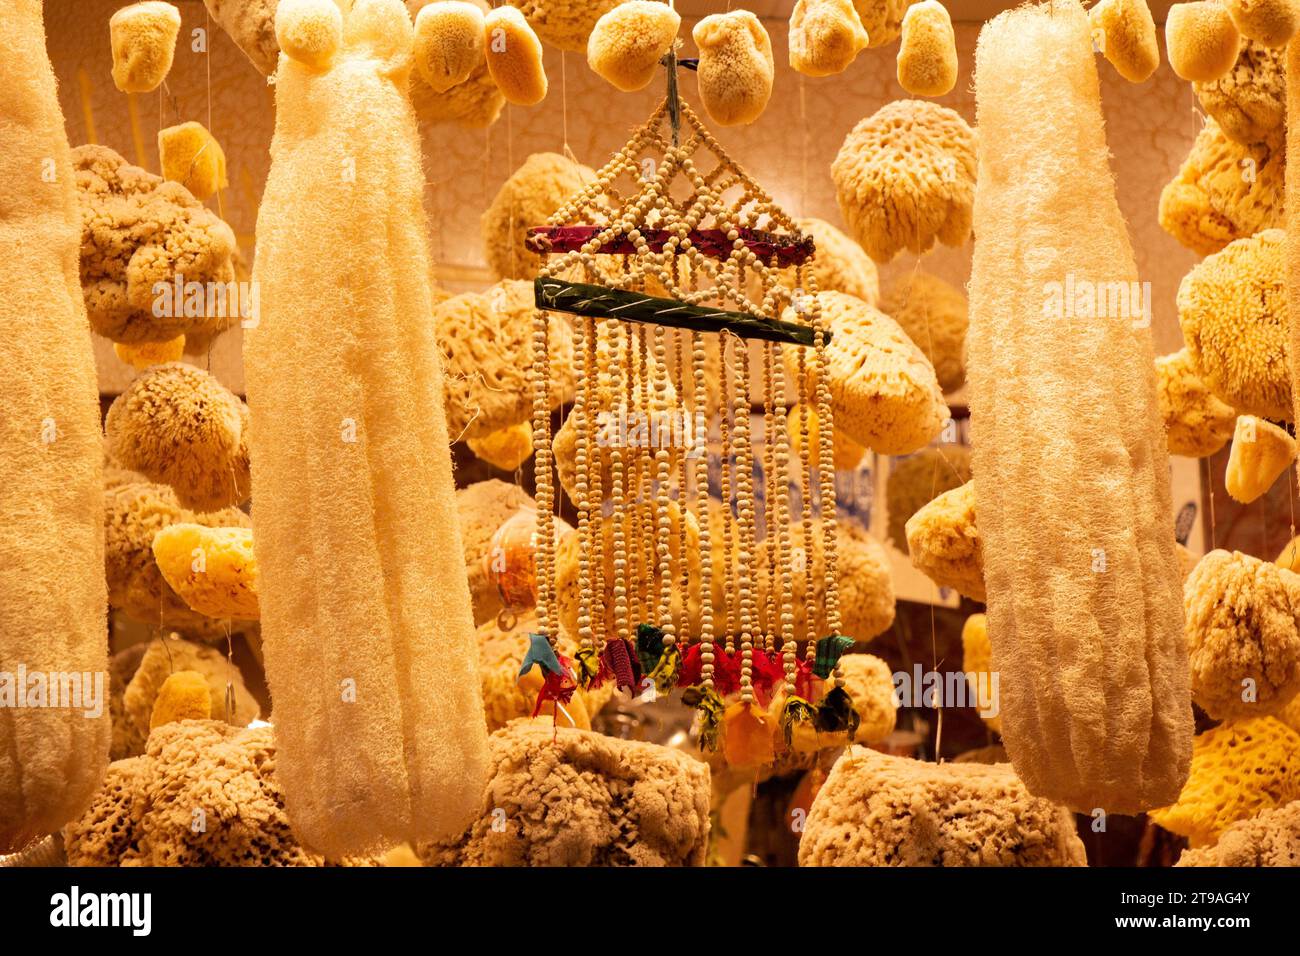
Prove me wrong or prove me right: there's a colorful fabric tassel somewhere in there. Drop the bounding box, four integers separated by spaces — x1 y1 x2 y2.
636 623 666 676
813 685 860 738
677 642 704 687
649 641 681 694
813 634 856 679
682 685 725 752
602 636 640 693
722 699 775 768
712 647 741 696
778 694 816 748
794 657 817 702
752 648 785 705
573 646 604 689
518 632 565 680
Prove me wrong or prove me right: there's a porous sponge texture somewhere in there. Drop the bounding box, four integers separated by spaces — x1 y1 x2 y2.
152 523 260 620
0 0 110 854
1155 347 1238 458
1178 228 1291 420
482 152 596 280
897 0 958 96
1225 0 1297 46
1195 38 1285 144
110 2 182 93
969 0 1191 815
149 671 211 729
484 5 547 106
456 479 538 625
1166 0 1241 82
832 99 976 263
789 0 869 78
693 11 775 126
1150 717 1300 847
1089 0 1159 83
587 1 680 92
961 613 1001 734
1225 415 1295 502
245 0 489 858
158 121 228 201
516 0 622 52
413 1 485 93
417 722 711 866
799 747 1086 866
881 268 968 393
853 0 916 48
906 479 986 602
73 143 238 344
795 217 880 305
1178 798 1300 866
1183 549 1300 719
467 420 534 471
203 0 281 75
884 443 972 552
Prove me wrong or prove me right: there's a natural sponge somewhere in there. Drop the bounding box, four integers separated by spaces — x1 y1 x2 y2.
158 121 227 201
1178 228 1291 420
411 51 505 127
789 0 869 78
1225 415 1296 502
793 217 879 305
968 0 1192 815
114 335 186 370
693 10 774 126
884 443 972 551
148 671 212 729
152 524 260 620
897 0 958 96
203 0 280 75
1224 0 1298 46
1089 0 1160 82
788 403 867 472
456 479 538 625
274 0 343 68
832 99 976 263
482 152 596 280
587 1 680 92
0 0 110 854
1194 39 1286 144
854 0 916 48
1178 798 1300 865
880 268 968 393
418 722 712 866
1183 549 1300 719
836 653 899 743
1155 347 1238 458
104 362 251 512
905 479 986 602
414 0 485 92
484 5 547 106
961 613 1001 734
467 420 534 471
110 1 182 93
799 747 1087 866
514 0 621 52
1166 1 1241 82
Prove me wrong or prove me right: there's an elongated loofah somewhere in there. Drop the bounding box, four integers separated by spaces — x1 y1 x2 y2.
880 268 968 392
152 524 260 620
484 5 547 106
113 335 186 370
1089 0 1160 82
158 121 228 201
1224 415 1296 502
789 0 870 78
0 0 110 854
968 0 1192 814
693 11 775 127
1196 38 1286 143
482 152 597 280
905 479 985 602
148 671 212 729
587 1 680 92
960 613 1001 734
897 0 958 96
414 0 485 92
1167 1 1241 81
246 0 490 857
110 1 182 93
1155 347 1239 457
1225 0 1298 45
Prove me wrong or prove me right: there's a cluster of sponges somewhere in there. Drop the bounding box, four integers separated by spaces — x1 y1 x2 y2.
832 99 976 263
1155 348 1238 457
884 443 972 551
73 144 238 344
1150 717 1300 847
693 11 775 126
1183 550 1300 719
855 0 918 48
789 0 869 78
897 1 958 95
152 524 259 620
456 479 539 625
482 152 597 280
880 268 969 393
158 121 227 201
1177 798 1300 865
1089 0 1160 82
105 363 251 512
1177 228 1290 420
799 748 1087 866
587 1 681 92
1195 39 1286 145
110 2 181 93
1166 1 1241 82
1225 415 1295 502
961 613 1001 734
417 721 712 866
906 479 985 602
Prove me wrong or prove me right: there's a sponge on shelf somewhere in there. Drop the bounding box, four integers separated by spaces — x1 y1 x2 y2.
897 1 958 96
158 121 228 201
110 1 182 93
149 671 212 730
1089 0 1160 82
1166 1 1241 82
587 1 681 92
484 5 548 106
414 1 486 93
789 0 870 78
1224 415 1296 502
693 10 775 126
152 523 260 620
114 334 187 370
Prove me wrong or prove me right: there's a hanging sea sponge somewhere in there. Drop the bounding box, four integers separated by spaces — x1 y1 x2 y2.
514 0 621 52
788 404 867 472
831 99 976 263
853 0 916 48
1225 0 1298 45
896 1 958 96
114 335 186 370
152 524 260 620
455 479 538 625
104 362 252 512
484 5 548 106
905 480 986 602
792 217 880 305
789 0 870 78
158 121 228 201
482 152 597 280
1166 1 1241 82
435 280 576 440
274 0 343 68
467 420 534 471
413 1 485 92
587 1 680 92
411 52 505 127
961 613 1001 734
1155 348 1238 458
0 0 109 854
969 0 1191 815
1089 0 1160 82
1178 228 1291 420
693 11 775 127
1178 798 1300 865
148 671 212 730
1151 718 1300 847
1225 415 1296 502
110 1 182 93
880 268 968 393
799 747 1087 866
1183 549 1300 719
883 444 972 552
203 0 280 75
1195 39 1286 144
836 654 899 744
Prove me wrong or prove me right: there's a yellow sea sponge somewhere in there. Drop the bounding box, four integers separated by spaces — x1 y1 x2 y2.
114 334 186 370
1225 0 1298 46
152 524 260 620
515 0 622 52
1151 717 1300 847
456 479 538 625
792 217 880 305
275 0 343 68
853 0 916 48
831 99 976 263
414 0 485 92
880 268 968 393
467 420 534 471
905 479 986 602
587 1 680 92
897 0 958 96
693 11 774 127
110 1 182 93
961 613 1001 734
1194 39 1286 144
1089 0 1160 82
158 121 228 201
1155 348 1238 458
1166 1 1241 82
789 0 870 78
884 443 972 551
411 51 505 127
482 152 596 280
484 5 547 106
148 671 212 730
837 653 899 744
1225 415 1296 502
787 403 867 472
1184 549 1300 719
1177 797 1300 865
104 362 252 512
1178 228 1290 420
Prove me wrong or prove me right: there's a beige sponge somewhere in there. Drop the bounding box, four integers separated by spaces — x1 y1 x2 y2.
158 121 228 201
1166 1 1241 81
884 443 973 551
1225 0 1298 45
152 523 260 620
114 335 186 370
961 613 1002 734
693 11 774 126
1225 415 1296 502
1089 0 1160 82
1195 39 1286 144
897 0 958 96
482 152 597 280
275 0 343 69
149 671 212 730
1177 798 1300 866
793 217 880 305
414 1 485 93
484 5 547 106
905 479 986 602
789 0 870 78
1155 348 1238 458
587 1 680 92
467 420 534 471
880 268 969 393
111 1 182 93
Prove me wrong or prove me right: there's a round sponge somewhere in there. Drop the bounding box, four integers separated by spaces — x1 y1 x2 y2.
1166 1 1241 82
897 0 958 96
693 10 775 127
880 268 968 393
587 1 681 92
110 1 182 93
789 0 870 78
1089 0 1160 83
413 0 486 93
481 152 597 281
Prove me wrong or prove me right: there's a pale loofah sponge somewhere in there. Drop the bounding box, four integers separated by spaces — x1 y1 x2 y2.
969 0 1191 815
1183 549 1300 719
515 0 621 52
897 0 958 96
0 0 110 854
906 479 986 602
1194 39 1286 144
482 152 596 280
799 747 1087 866
1167 1 1241 82
1178 798 1300 865
413 1 485 92
1150 717 1300 847
484 5 547 106
837 653 899 743
1155 347 1238 458
417 722 712 866
158 122 228 201
832 99 976 263
467 420 534 471
793 217 879 305
789 0 870 78
587 1 680 92
1089 0 1160 82
1225 415 1296 502
152 524 260 620
1225 0 1298 46
114 335 186 370
693 11 775 127
880 268 968 393
961 613 1001 734
110 2 182 93
1178 228 1291 420
105 362 251 512
884 443 972 552
456 479 538 625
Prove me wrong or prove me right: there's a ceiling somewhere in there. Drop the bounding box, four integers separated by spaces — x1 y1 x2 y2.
672 0 1179 24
